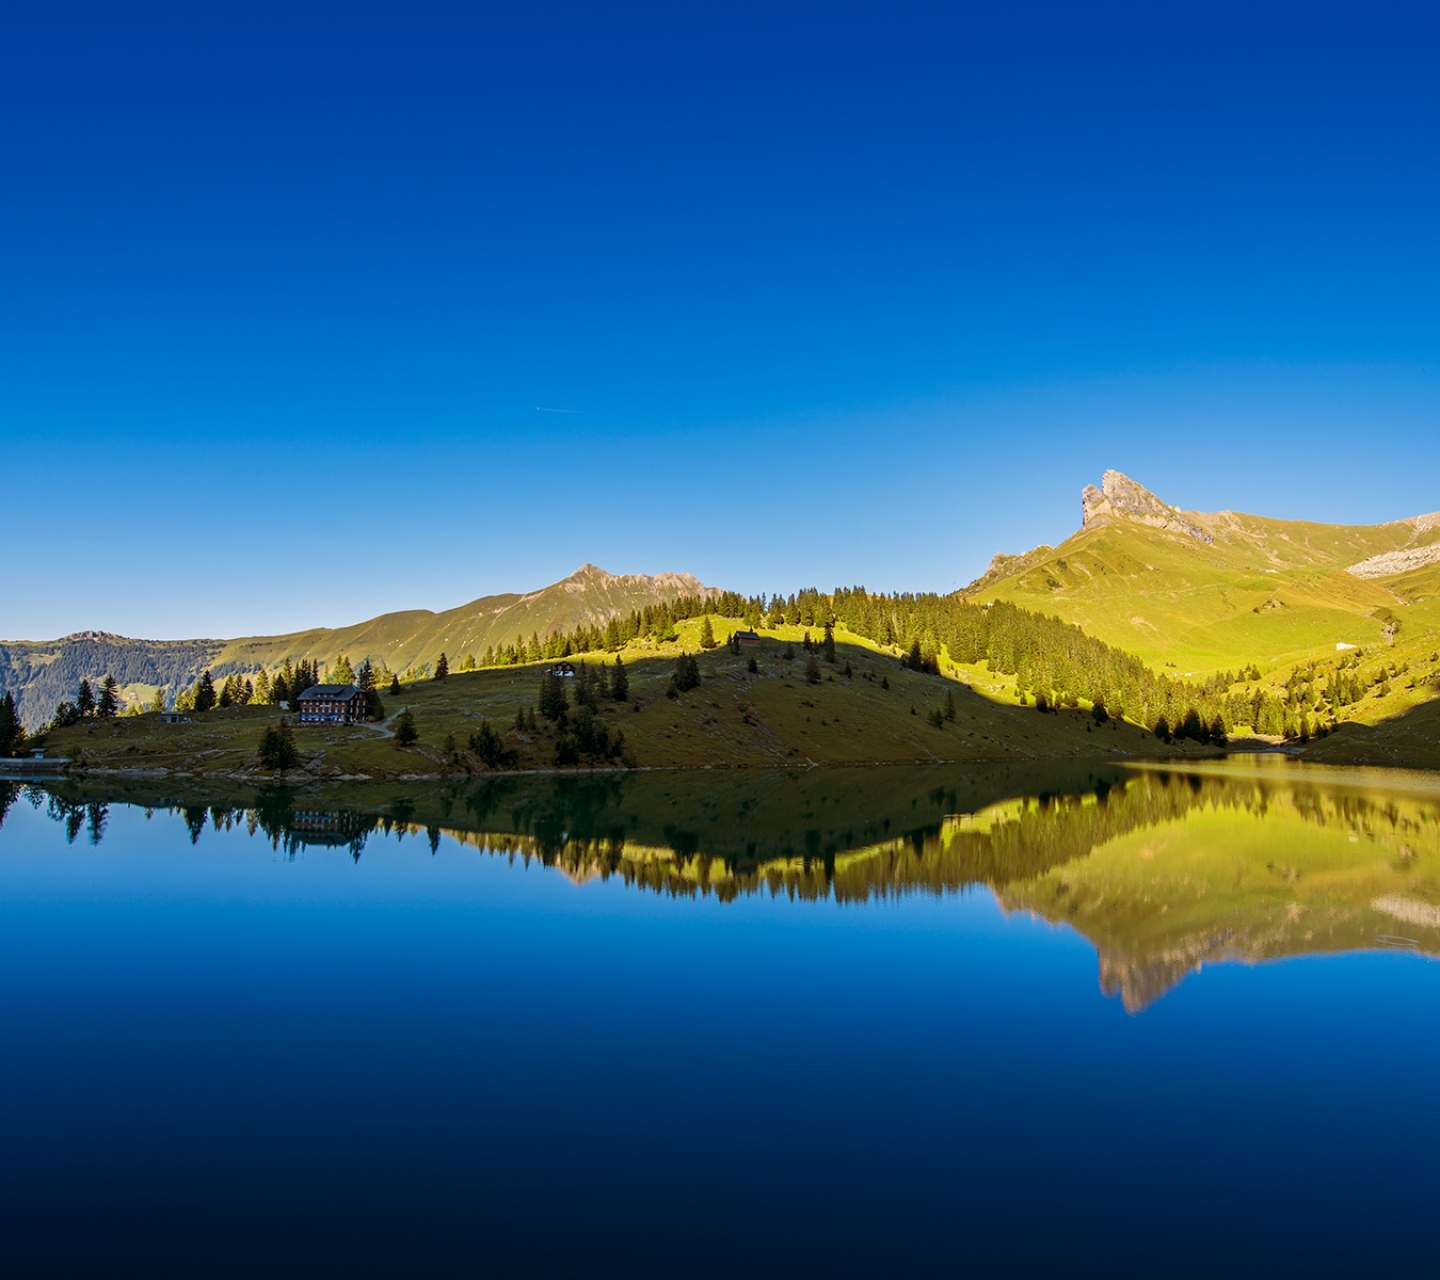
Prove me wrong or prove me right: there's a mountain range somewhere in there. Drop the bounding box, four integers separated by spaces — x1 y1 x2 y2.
4 472 1438 730
0 565 716 728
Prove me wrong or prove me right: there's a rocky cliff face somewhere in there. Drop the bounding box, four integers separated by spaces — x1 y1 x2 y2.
1080 469 1213 544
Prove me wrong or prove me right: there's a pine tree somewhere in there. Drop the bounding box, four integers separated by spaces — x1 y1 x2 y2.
0 691 23 757
193 671 217 713
150 688 167 713
77 680 96 717
672 653 701 693
390 673 402 695
699 616 716 650
612 655 629 702
538 672 568 721
257 720 299 770
331 655 355 685
393 709 419 747
97 676 121 718
804 654 821 685
434 652 449 681
822 622 836 664
943 689 956 722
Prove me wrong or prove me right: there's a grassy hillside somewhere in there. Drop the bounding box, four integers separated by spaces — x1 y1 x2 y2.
36 620 1212 780
970 470 1439 674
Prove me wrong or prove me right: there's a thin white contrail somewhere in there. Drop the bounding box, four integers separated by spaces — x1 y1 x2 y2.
535 406 582 414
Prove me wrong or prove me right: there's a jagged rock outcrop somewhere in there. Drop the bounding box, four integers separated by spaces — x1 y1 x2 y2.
1080 469 1213 544
962 546 1055 594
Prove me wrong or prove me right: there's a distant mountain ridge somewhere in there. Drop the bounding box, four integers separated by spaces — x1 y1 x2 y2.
966 469 1440 670
0 565 719 728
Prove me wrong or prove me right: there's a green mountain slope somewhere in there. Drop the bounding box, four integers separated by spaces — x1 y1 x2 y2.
216 563 714 678
1 565 716 728
967 469 1440 673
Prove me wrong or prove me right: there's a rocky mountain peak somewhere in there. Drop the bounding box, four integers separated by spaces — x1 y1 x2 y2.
1081 470 1213 545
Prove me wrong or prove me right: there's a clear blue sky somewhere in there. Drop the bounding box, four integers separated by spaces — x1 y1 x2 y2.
5 3 1438 640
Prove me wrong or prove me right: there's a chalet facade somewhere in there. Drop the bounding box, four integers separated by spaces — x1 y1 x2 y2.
296 683 367 725
733 630 762 647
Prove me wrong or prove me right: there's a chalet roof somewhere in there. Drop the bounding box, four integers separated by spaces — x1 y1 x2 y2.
734 629 760 638
297 684 362 700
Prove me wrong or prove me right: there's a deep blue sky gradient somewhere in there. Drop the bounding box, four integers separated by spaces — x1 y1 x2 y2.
5 3 1439 638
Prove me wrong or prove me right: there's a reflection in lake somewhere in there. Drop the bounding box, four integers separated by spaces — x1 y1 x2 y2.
10 757 1439 1010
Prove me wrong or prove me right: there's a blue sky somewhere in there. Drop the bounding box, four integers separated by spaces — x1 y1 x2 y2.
5 3 1438 639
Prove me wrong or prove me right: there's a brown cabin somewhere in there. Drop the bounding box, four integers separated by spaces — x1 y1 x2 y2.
733 630 762 647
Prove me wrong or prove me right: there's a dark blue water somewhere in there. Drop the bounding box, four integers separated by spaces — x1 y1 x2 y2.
2 774 1438 1277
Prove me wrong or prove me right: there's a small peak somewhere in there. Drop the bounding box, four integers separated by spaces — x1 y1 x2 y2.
1081 470 1212 544
566 563 614 583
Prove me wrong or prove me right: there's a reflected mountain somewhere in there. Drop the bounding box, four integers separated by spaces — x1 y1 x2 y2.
8 757 1440 1009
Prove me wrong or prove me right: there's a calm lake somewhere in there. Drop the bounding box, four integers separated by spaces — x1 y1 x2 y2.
3 757 1438 1276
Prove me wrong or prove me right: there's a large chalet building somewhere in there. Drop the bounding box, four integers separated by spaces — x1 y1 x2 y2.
296 683 367 725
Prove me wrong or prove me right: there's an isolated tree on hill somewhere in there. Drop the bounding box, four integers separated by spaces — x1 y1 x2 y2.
1091 697 1109 724
822 622 836 664
804 654 821 685
944 689 956 722
257 720 298 771
193 671 217 713
699 617 716 650
612 655 629 702
538 672 568 722
390 673 402 695
77 680 96 718
97 676 121 718
434 652 449 681
393 709 419 748
672 653 701 694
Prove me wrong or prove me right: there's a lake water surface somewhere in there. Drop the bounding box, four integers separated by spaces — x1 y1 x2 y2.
3 758 1438 1276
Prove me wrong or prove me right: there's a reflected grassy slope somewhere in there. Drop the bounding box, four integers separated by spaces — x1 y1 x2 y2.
11 758 1439 1012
